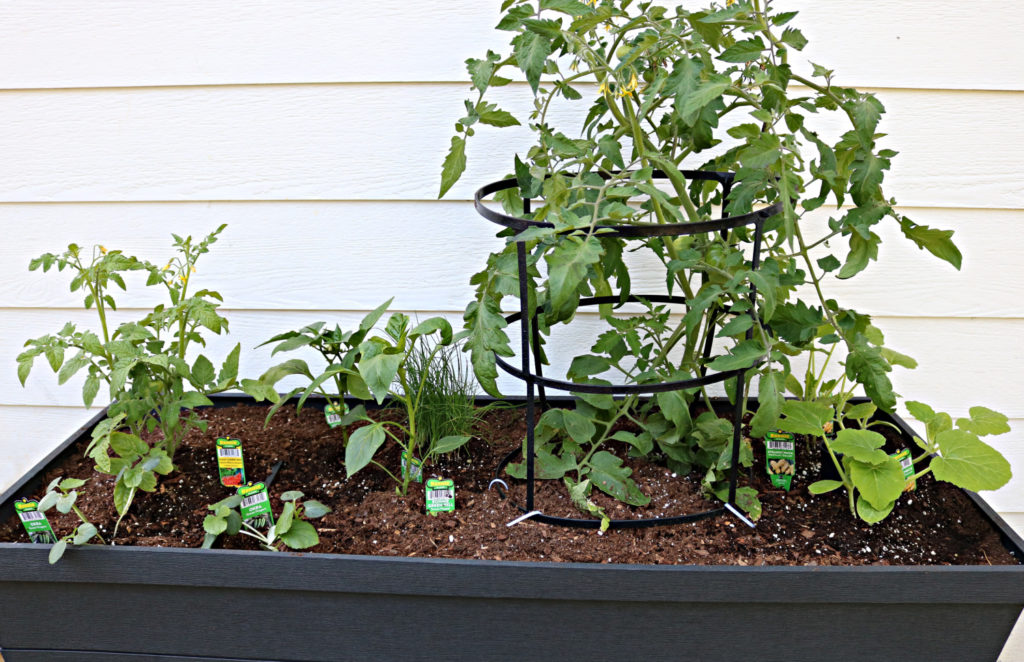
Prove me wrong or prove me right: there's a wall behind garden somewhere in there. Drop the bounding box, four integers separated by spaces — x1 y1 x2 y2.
1 0 1022 534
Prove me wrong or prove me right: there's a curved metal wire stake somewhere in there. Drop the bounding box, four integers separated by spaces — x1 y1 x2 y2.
481 172 778 529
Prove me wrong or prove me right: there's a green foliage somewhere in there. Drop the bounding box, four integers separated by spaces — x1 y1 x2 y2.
403 340 481 458
18 227 265 536
36 476 105 564
202 490 331 552
432 0 1007 524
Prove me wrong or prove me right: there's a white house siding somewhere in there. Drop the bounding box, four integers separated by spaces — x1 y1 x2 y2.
0 1 1022 538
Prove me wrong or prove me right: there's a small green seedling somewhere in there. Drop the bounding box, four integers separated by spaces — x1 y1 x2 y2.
203 489 331 552
33 477 105 563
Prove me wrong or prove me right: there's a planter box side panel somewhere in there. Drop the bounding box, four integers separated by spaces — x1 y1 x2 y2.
1 581 1020 662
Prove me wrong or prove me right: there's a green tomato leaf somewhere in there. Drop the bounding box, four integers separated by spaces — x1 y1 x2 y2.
749 372 783 438
439 135 467 199
587 451 650 506
899 218 962 270
931 429 1012 492
717 37 765 63
545 235 603 322
706 339 765 372
192 354 215 386
513 30 551 93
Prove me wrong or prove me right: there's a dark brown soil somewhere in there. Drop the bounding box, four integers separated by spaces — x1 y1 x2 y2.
2 403 1018 566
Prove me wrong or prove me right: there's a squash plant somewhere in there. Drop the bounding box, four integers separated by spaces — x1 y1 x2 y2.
440 0 1010 521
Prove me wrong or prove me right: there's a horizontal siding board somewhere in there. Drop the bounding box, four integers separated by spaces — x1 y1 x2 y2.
0 84 1020 207
0 405 93 495
0 203 1020 318
0 1 1019 91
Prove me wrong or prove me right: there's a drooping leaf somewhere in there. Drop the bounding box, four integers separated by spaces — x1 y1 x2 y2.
808 480 844 495
899 218 962 270
513 30 552 93
439 136 467 199
432 435 472 454
856 496 894 524
345 424 387 478
358 352 404 404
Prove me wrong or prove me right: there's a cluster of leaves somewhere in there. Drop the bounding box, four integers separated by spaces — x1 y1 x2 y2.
35 477 105 564
17 226 269 534
202 490 331 552
439 0 1008 523
256 303 474 496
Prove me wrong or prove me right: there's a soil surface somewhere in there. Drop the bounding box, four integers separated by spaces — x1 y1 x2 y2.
2 403 1018 566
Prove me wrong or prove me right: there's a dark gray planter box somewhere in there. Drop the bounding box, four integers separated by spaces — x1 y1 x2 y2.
1 396 1022 662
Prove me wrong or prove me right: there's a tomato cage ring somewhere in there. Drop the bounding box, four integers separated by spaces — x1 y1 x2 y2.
476 171 776 529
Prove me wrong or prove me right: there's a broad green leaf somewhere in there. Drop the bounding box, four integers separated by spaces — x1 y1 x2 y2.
218 343 241 385
59 477 87 490
931 429 1012 492
849 456 906 509
73 523 98 545
513 30 551 92
843 402 877 421
905 400 936 425
178 391 214 410
598 135 625 169
82 374 100 408
358 352 404 404
277 501 295 535
240 378 280 403
303 500 332 519
587 451 650 506
957 406 1011 437
259 359 314 386
749 372 783 437
477 103 520 128
345 424 387 477
279 519 319 550
38 492 58 511
845 94 884 142
844 342 895 411
56 491 77 514
545 236 603 321
203 514 228 535
856 496 894 524
439 136 466 199
717 37 765 63
48 540 68 564
432 435 472 454
808 480 844 495
706 340 765 372
610 430 654 455
45 345 64 373
837 230 879 279
679 74 731 120
656 390 692 434
192 354 215 386
562 409 596 444
775 400 833 437
830 429 889 465
899 218 962 270
280 490 303 502
359 298 394 333
410 317 454 345
716 314 753 338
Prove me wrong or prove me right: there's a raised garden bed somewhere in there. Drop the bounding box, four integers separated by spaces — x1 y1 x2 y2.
1 395 1021 662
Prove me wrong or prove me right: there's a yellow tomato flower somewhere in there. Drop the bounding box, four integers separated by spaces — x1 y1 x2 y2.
99 245 107 254
586 0 598 5
727 0 736 5
598 79 610 95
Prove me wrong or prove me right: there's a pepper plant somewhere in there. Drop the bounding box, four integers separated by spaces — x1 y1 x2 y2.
439 0 1009 521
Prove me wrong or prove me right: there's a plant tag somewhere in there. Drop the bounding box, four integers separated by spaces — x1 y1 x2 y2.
324 402 349 429
425 478 455 515
215 437 245 488
238 481 274 529
765 430 796 491
892 448 917 492
14 498 57 544
401 451 423 483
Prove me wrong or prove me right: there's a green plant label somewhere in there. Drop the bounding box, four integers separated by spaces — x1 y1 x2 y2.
401 451 423 483
238 481 274 529
14 498 57 544
892 448 917 492
324 402 349 429
765 431 796 491
425 478 455 514
215 437 245 488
